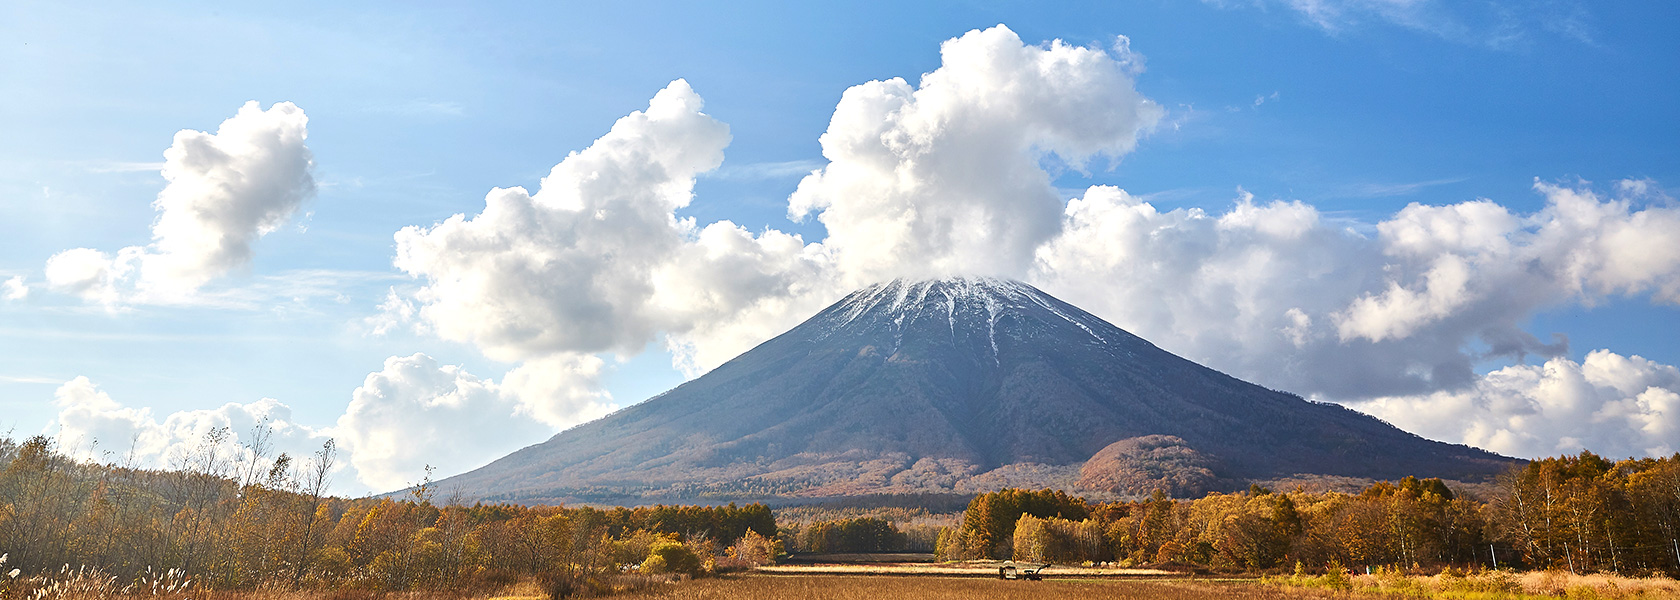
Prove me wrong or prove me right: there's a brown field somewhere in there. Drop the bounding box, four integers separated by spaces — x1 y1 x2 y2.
757 561 1178 578
605 574 1309 600
1340 569 1680 599
18 569 1680 600
591 569 1680 600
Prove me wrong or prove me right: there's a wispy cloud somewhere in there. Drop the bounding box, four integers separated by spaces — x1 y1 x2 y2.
1341 176 1469 198
167 269 407 312
37 268 406 313
1206 0 1596 50
362 99 466 117
1159 103 1208 132
0 327 317 344
0 375 63 384
1136 187 1217 205
316 169 438 191
84 161 165 173
703 159 824 181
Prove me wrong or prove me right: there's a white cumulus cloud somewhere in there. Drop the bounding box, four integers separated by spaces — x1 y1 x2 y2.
1354 350 1680 458
394 79 734 360
333 353 613 493
3 276 28 301
389 25 1164 378
652 221 839 376
1336 180 1680 345
1031 181 1680 401
146 101 315 289
44 247 141 305
50 376 328 477
46 352 613 496
44 101 315 305
788 24 1163 286
1031 186 1435 398
501 353 617 429
391 79 839 376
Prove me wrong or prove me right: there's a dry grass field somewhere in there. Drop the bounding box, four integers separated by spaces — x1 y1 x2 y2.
15 570 1680 600
1331 569 1680 599
756 562 1177 577
604 575 1315 600
535 569 1680 600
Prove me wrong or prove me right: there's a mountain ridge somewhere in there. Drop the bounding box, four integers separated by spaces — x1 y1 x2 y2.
432 277 1514 504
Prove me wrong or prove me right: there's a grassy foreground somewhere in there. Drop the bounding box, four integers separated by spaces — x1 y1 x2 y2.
600 571 1680 600
13 571 1680 600
1273 568 1680 599
601 575 1314 600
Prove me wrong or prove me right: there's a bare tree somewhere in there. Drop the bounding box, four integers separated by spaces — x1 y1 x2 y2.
290 439 336 588
171 427 235 575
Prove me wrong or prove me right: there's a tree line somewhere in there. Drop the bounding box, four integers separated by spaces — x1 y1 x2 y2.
774 505 949 553
780 518 907 554
937 452 1680 576
0 432 777 597
8 425 1680 596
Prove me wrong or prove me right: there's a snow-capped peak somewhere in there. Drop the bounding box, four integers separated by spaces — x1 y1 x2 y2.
813 276 1111 348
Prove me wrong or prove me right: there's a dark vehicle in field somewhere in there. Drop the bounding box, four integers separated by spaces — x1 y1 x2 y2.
998 563 1051 580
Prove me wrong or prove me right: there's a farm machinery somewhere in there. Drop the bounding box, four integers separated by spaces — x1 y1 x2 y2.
997 563 1051 580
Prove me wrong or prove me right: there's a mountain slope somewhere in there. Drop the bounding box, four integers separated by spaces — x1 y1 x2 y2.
436 278 1513 503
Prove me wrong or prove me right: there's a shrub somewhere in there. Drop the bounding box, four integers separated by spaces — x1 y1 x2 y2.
1321 559 1351 590
1445 569 1520 594
641 542 703 577
1155 540 1184 564
726 529 779 566
611 530 677 567
538 569 587 600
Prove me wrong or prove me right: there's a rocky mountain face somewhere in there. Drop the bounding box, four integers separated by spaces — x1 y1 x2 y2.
433 278 1514 504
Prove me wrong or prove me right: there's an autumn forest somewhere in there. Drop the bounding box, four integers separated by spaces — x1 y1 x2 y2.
4 430 1680 599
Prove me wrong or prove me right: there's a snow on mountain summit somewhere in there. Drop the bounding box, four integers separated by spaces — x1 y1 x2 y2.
812 277 1116 361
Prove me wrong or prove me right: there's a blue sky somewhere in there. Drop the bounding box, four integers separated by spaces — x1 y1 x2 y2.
3 1 1677 493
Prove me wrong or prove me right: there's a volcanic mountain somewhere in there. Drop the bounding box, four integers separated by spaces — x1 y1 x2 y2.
436 278 1513 504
